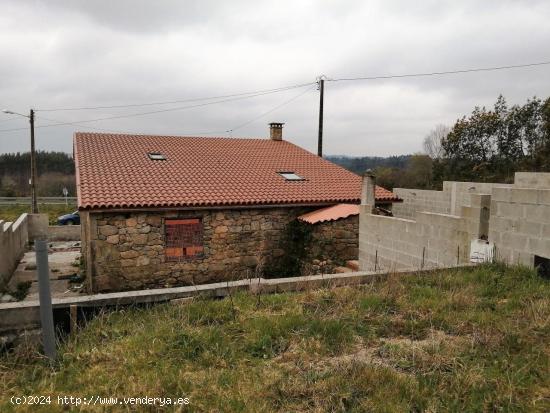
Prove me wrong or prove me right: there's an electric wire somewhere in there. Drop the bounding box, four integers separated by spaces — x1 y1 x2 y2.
35 82 316 112
327 61 550 82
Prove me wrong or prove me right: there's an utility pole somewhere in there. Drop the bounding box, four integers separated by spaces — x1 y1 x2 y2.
29 109 38 214
317 77 324 157
2 108 39 213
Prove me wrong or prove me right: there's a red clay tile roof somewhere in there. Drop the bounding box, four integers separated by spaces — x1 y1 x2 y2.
297 203 359 224
74 132 400 209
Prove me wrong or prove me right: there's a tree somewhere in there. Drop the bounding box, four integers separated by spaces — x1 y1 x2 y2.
438 95 550 183
423 124 449 159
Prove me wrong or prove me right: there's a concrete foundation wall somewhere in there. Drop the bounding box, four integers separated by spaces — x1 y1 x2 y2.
0 214 28 290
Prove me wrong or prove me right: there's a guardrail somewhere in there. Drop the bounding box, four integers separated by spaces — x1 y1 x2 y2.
0 197 77 205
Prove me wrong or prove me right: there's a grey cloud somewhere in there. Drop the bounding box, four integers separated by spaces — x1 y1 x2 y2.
0 0 549 157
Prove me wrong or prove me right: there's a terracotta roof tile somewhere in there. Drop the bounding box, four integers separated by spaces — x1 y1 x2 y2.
297 203 359 224
73 132 400 209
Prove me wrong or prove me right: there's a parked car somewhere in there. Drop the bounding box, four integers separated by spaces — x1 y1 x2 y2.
57 211 80 225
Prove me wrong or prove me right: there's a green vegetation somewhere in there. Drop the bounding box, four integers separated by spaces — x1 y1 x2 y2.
332 95 550 191
0 151 75 197
0 204 76 225
1 264 548 412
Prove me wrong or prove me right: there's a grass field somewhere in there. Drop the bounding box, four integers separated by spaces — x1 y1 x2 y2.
1 264 549 412
0 204 76 225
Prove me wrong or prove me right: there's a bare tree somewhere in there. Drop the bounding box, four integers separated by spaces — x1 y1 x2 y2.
423 124 450 159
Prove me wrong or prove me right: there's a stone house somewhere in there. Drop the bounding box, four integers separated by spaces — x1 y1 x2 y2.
75 124 399 292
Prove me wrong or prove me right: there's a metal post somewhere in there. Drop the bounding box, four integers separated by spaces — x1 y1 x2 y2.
317 78 324 157
29 109 38 214
36 239 56 360
374 250 378 272
457 245 460 266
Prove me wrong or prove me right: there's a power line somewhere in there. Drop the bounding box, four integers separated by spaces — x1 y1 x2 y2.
328 60 550 82
2 59 549 133
36 115 137 135
35 82 315 112
0 116 22 123
226 85 316 133
0 85 316 132
39 85 315 137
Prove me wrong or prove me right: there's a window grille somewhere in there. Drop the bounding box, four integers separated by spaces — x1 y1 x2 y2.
165 218 204 260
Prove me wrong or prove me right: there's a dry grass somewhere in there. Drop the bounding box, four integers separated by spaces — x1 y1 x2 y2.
1 263 549 412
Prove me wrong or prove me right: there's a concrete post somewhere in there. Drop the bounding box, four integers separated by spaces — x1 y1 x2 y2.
361 170 376 212
36 239 56 360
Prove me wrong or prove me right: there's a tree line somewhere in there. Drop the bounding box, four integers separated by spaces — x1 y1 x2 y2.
0 151 75 197
333 95 550 190
434 95 550 183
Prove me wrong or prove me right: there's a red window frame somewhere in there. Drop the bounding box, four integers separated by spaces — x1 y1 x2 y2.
165 218 204 261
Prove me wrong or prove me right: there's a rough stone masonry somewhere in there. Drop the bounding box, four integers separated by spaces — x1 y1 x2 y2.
85 207 315 292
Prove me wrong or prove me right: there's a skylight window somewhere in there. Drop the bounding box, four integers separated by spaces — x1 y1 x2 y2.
279 171 304 181
148 152 166 161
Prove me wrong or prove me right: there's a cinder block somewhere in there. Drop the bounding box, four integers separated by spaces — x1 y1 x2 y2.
527 238 550 257
538 190 550 206
508 233 528 251
518 221 542 237
492 187 512 202
511 189 539 205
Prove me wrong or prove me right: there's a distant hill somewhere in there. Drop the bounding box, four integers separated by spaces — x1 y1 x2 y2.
326 155 411 175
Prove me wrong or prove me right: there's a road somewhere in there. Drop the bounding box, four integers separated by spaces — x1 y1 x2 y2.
0 197 77 205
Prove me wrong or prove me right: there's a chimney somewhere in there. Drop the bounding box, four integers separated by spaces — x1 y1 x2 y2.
361 169 376 212
269 122 284 141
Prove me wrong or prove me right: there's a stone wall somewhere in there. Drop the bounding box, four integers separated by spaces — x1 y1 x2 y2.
86 206 314 292
306 215 358 264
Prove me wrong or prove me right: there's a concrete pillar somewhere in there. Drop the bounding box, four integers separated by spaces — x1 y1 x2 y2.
361 170 376 212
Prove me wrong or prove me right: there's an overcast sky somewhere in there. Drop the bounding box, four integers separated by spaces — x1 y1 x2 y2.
1 0 549 157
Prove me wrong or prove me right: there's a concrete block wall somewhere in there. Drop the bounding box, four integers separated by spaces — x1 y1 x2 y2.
0 214 29 290
514 172 550 188
392 181 510 220
359 206 472 272
489 183 550 267
392 188 450 219
361 172 548 272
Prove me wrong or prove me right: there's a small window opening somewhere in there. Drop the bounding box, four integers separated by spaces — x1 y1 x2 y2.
279 171 304 181
535 255 550 279
165 219 204 260
148 152 166 161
